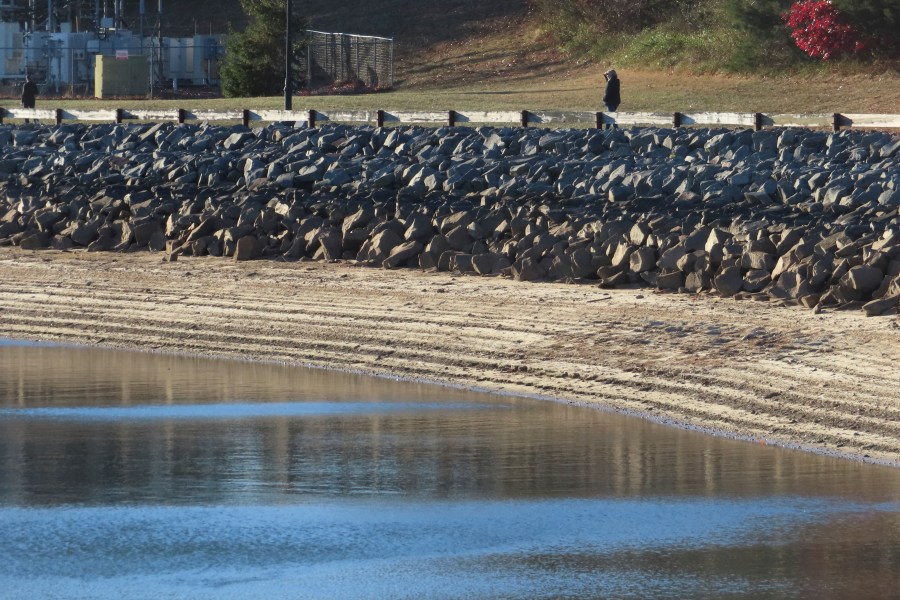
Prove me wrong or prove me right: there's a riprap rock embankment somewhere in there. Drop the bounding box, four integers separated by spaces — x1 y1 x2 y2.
1 122 898 314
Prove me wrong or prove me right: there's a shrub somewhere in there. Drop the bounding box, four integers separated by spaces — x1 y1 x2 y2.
532 0 703 34
782 1 865 60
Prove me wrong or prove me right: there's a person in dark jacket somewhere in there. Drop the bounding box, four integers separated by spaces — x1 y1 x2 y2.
21 76 38 109
603 69 620 112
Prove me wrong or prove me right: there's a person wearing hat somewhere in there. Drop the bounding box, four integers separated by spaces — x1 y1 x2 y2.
603 69 620 113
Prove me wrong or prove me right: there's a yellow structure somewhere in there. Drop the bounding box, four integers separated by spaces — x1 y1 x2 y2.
94 55 149 99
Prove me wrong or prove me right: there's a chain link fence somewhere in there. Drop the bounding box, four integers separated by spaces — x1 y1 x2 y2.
299 30 393 89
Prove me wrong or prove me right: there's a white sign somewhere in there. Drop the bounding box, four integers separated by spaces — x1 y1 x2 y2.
115 50 129 60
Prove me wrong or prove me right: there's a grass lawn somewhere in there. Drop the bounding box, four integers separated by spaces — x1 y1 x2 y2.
2 68 897 116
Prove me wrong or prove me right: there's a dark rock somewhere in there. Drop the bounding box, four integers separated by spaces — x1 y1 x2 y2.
383 240 423 269
445 225 474 252
233 235 260 261
841 266 883 294
629 247 656 273
714 266 743 297
358 229 403 264
19 232 50 250
657 270 683 290
69 222 99 246
512 257 546 281
863 294 899 317
743 270 771 293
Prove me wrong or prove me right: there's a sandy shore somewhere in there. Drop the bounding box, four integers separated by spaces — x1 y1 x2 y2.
1 248 898 466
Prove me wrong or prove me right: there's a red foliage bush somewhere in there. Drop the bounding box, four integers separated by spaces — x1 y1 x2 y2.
782 0 866 60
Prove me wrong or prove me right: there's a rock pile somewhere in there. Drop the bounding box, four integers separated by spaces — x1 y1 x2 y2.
1 121 899 315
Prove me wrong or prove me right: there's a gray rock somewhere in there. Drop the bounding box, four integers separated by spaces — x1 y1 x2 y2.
629 247 656 273
148 231 168 252
512 257 546 282
445 225 474 252
19 232 49 250
743 270 771 293
233 236 260 261
383 240 423 269
70 222 100 246
358 229 403 264
841 266 883 294
714 266 743 297
774 271 814 300
440 211 474 234
472 252 511 276
656 270 683 290
223 132 255 150
863 294 899 317
132 221 162 246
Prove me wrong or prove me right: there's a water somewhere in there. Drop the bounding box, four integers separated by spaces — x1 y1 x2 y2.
1 342 899 599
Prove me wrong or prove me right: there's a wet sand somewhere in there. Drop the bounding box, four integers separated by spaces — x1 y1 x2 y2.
0 248 898 466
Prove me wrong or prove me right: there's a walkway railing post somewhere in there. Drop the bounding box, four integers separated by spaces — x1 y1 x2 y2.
284 0 293 110
2 107 897 130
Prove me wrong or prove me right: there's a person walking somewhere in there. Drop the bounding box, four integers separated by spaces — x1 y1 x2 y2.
21 75 38 123
602 69 620 129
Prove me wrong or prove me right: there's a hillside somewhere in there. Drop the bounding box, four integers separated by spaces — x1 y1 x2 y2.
30 0 897 111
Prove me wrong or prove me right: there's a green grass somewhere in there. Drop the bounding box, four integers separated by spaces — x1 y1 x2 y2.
616 28 736 71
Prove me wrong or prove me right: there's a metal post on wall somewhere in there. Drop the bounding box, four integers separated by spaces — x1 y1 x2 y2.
284 0 293 110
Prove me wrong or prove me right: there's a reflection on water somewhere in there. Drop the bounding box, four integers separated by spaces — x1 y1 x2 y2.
1 343 899 599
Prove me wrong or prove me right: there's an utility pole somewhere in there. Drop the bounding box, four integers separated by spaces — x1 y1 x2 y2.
284 0 292 110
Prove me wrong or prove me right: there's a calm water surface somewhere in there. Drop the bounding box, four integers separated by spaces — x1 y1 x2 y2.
1 341 899 599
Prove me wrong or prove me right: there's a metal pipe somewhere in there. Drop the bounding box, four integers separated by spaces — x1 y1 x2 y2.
284 0 292 110
46 0 53 31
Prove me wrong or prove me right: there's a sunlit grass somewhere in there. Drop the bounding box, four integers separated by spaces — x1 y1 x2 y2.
2 66 895 116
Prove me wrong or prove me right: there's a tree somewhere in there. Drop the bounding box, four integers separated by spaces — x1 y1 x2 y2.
220 0 305 98
831 0 900 57
724 0 899 59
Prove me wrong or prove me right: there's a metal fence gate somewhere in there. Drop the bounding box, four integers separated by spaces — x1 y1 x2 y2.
299 30 393 89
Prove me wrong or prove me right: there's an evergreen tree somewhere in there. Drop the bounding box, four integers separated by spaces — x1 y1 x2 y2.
220 0 305 98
